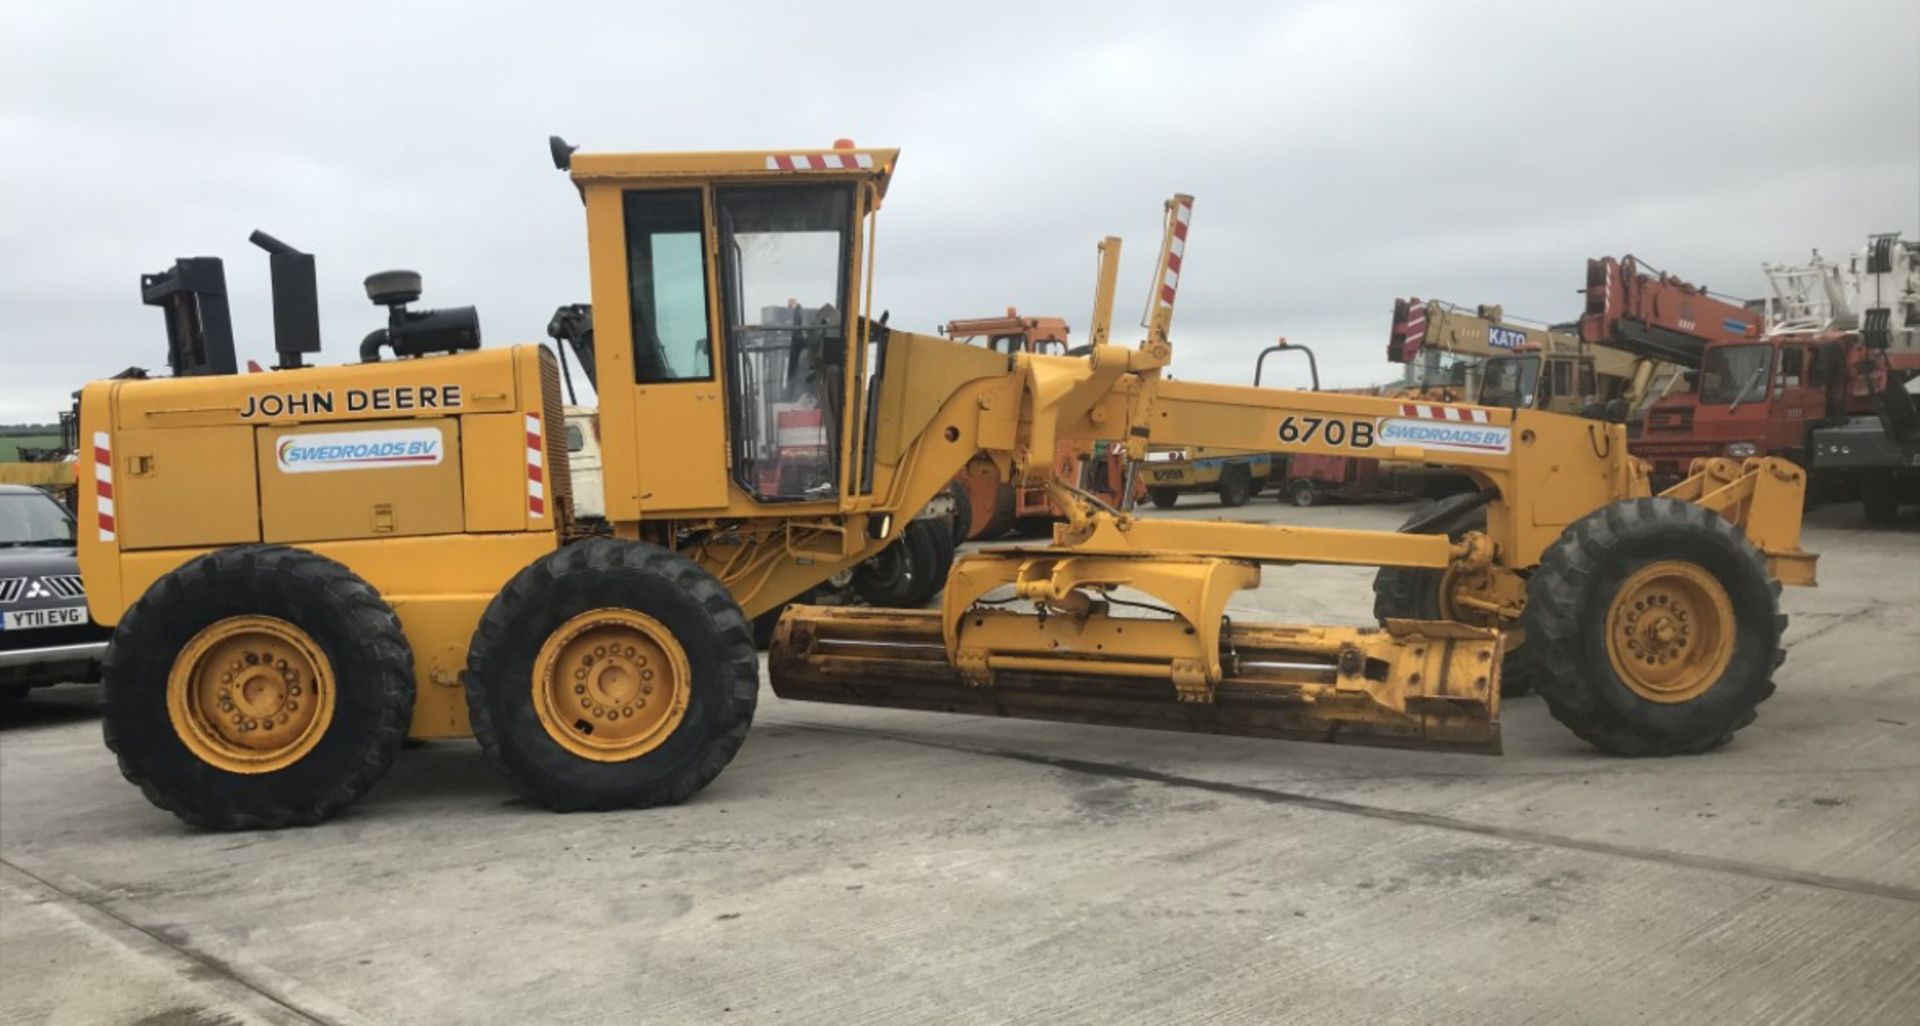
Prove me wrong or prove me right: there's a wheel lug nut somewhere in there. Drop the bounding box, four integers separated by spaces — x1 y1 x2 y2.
625 646 636 658
593 646 606 658
574 684 587 695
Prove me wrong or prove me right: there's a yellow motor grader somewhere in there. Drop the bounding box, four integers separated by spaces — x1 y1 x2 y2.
76 140 1816 829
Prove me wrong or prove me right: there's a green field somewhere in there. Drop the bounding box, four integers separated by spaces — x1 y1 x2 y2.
0 428 63 462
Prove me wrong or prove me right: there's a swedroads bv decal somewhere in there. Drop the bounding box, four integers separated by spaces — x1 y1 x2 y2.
276 428 445 474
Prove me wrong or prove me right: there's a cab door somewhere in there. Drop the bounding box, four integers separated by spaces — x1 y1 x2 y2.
586 186 730 516
1770 343 1827 459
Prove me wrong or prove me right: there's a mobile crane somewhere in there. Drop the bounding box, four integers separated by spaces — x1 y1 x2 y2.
1596 239 1920 488
79 142 1815 830
1390 297 1682 419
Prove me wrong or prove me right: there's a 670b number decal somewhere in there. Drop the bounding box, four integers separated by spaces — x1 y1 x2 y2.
1277 415 1374 449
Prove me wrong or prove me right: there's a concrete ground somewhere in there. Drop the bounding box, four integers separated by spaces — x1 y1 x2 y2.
3 502 1916 1026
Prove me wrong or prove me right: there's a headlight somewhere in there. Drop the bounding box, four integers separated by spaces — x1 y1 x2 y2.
1725 441 1757 459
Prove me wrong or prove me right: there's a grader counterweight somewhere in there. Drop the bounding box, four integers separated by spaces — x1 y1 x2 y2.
78 142 1815 830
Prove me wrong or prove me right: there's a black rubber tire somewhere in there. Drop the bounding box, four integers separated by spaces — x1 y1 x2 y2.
903 519 956 607
1217 465 1254 508
1523 498 1783 756
979 483 1018 540
465 539 757 812
944 481 974 546
101 546 414 830
1861 476 1899 526
1 685 32 704
854 522 934 607
1148 487 1180 509
1371 494 1534 698
1286 478 1319 508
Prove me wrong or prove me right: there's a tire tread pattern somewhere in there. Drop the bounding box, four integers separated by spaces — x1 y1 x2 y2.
465 539 757 812
1523 498 1783 755
102 545 414 830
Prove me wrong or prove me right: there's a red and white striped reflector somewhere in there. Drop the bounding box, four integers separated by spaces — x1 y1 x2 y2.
1402 300 1427 351
1158 198 1193 308
525 413 546 518
765 153 875 171
93 431 115 542
1398 403 1491 424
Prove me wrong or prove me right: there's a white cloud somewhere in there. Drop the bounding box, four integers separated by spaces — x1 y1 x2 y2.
1 0 1915 419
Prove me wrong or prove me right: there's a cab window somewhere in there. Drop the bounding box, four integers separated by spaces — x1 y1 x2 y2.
716 184 854 501
1773 346 1804 398
623 190 712 383
1550 359 1573 400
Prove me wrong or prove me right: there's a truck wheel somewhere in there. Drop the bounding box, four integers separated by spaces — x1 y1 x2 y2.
465 539 757 812
102 546 414 830
1217 466 1254 508
944 482 974 546
1286 478 1319 508
853 520 943 608
1861 476 1899 526
1371 495 1534 697
1148 487 1180 509
978 483 1018 540
904 519 956 606
1524 498 1782 756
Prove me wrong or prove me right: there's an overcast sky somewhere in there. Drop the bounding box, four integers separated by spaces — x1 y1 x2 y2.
3 0 1916 422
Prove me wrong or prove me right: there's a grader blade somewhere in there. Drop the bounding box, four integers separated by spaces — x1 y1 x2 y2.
768 607 1504 754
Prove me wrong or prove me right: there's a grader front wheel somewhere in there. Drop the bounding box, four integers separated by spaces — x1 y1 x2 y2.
465 539 758 811
1524 498 1782 756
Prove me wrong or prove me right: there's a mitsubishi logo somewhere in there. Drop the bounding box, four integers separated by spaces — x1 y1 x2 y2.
23 578 53 600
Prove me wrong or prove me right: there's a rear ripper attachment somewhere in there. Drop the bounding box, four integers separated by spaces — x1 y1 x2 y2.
770 548 1505 753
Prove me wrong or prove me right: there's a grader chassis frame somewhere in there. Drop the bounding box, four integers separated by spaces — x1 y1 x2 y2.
78 142 1816 829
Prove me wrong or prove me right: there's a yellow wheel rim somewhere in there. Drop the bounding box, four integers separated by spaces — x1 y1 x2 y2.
167 615 336 774
1604 560 1735 703
532 608 691 762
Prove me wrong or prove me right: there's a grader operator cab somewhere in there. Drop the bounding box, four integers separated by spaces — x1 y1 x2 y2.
78 141 1817 830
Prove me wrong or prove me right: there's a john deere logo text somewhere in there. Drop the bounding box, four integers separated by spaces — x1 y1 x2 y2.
276 427 444 474
240 385 462 419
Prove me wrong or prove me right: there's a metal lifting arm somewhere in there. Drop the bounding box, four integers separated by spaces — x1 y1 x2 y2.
1137 194 1192 367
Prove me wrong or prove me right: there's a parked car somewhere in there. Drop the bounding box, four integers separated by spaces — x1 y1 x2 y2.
1 483 110 701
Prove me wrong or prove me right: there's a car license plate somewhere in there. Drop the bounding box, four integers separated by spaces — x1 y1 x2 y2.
2 605 88 631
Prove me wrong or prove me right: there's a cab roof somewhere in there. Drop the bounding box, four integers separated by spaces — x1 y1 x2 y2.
569 146 899 198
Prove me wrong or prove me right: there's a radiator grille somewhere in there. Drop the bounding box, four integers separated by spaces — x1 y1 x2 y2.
539 347 573 520
1646 406 1694 432
0 574 86 604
